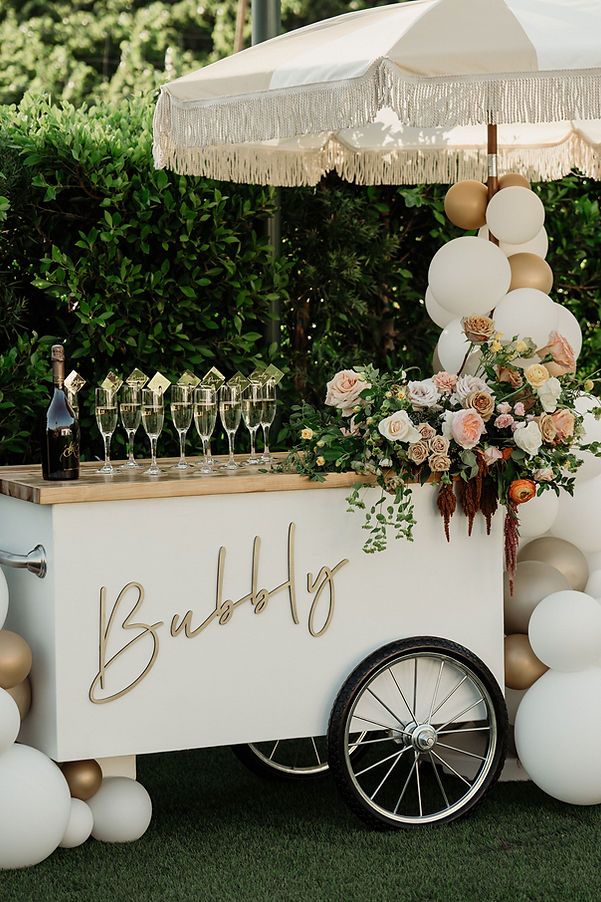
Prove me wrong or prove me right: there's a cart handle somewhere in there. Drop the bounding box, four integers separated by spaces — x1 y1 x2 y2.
0 544 47 579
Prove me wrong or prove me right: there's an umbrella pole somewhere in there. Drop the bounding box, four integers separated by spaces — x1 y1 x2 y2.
252 0 282 352
487 123 498 201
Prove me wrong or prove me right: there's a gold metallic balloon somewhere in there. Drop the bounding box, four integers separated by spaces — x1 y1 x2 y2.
7 677 31 720
0 630 33 690
504 634 548 690
509 252 553 293
444 180 488 230
499 172 531 190
61 759 103 801
519 537 589 591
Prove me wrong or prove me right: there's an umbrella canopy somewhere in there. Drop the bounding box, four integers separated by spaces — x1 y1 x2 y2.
153 0 601 184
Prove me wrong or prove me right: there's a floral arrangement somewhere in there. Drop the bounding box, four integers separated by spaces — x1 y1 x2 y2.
286 316 600 586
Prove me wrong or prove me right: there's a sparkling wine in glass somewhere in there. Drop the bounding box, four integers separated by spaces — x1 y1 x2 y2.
119 385 142 470
194 387 218 475
141 388 165 477
242 382 263 465
219 384 242 471
95 387 118 475
170 385 193 470
260 380 277 464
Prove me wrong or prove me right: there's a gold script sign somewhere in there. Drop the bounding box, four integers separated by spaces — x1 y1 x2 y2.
89 523 348 705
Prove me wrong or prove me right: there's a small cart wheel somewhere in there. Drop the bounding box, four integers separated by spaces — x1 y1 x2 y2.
232 736 330 780
328 637 508 828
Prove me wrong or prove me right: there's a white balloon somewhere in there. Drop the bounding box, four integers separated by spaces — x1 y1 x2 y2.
493 288 558 347
428 236 511 316
0 744 70 869
0 569 7 630
0 688 20 753
553 304 582 357
574 395 601 482
517 491 559 539
425 286 454 328
585 570 601 600
551 477 601 553
515 668 601 804
529 590 601 671
486 186 545 245
479 225 548 259
60 799 93 849
504 561 569 634
436 318 478 374
587 551 601 573
88 777 152 843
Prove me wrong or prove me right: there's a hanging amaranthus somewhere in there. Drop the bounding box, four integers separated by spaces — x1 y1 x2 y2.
437 481 456 542
504 502 521 594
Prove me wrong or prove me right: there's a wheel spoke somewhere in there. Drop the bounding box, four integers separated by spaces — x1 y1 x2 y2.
393 756 417 815
310 736 322 765
415 752 423 817
428 751 450 808
370 747 411 800
388 667 417 724
428 660 445 724
413 658 418 722
348 735 396 750
435 697 484 733
429 749 473 788
351 713 410 734
437 726 491 736
367 685 408 731
436 741 487 762
354 746 410 778
429 674 468 721
268 740 280 761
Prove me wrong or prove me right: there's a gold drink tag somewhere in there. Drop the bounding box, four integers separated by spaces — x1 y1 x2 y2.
249 367 270 385
228 371 251 392
64 371 86 394
147 372 171 395
202 367 226 389
100 371 123 394
178 370 201 388
263 364 285 385
126 368 149 388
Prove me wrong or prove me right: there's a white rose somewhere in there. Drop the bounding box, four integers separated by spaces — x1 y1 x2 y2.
378 410 421 444
536 377 562 413
514 421 543 457
325 369 369 415
454 375 491 404
407 378 440 409
533 467 554 482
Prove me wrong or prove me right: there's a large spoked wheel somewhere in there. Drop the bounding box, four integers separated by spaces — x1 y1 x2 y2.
232 736 330 780
328 637 508 828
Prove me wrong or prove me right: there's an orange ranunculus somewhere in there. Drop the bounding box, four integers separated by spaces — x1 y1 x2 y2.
501 448 513 460
509 479 537 505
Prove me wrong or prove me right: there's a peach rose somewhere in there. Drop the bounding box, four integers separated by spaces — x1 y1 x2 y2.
407 441 429 465
496 366 523 389
443 409 486 450
537 331 577 377
537 414 558 444
430 435 450 455
418 422 436 441
533 467 554 482
524 363 551 388
483 446 503 466
509 479 537 505
462 315 495 344
494 413 514 429
325 369 369 415
429 453 451 472
466 391 495 421
433 371 458 394
551 409 576 442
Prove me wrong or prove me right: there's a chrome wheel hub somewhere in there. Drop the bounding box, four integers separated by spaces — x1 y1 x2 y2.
402 721 437 752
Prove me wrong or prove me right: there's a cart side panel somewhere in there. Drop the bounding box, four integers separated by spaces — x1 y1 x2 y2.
45 486 503 760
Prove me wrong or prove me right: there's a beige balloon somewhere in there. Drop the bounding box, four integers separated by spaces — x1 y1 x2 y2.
504 561 570 634
444 180 488 230
7 677 32 720
61 759 103 802
0 630 33 690
509 252 553 293
505 634 548 690
499 172 531 190
519 536 589 591
432 347 442 373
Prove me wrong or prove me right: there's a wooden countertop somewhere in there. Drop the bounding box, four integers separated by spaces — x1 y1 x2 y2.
0 457 370 505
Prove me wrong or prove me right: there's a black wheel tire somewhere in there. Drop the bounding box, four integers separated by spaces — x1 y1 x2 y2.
328 636 508 829
231 740 330 781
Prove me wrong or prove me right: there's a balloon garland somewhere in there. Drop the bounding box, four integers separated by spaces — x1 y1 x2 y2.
0 568 152 869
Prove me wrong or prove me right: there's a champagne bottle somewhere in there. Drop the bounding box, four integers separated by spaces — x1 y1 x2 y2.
41 345 80 481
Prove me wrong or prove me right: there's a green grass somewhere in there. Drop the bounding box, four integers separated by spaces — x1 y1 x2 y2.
2 747 601 902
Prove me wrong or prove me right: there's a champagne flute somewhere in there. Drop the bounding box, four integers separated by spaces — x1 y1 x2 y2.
95 387 118 475
193 386 217 475
242 382 263 465
141 388 165 477
119 385 141 470
260 379 277 464
170 385 193 470
219 384 242 471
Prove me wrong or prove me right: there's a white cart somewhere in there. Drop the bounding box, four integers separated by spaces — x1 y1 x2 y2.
0 463 507 828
